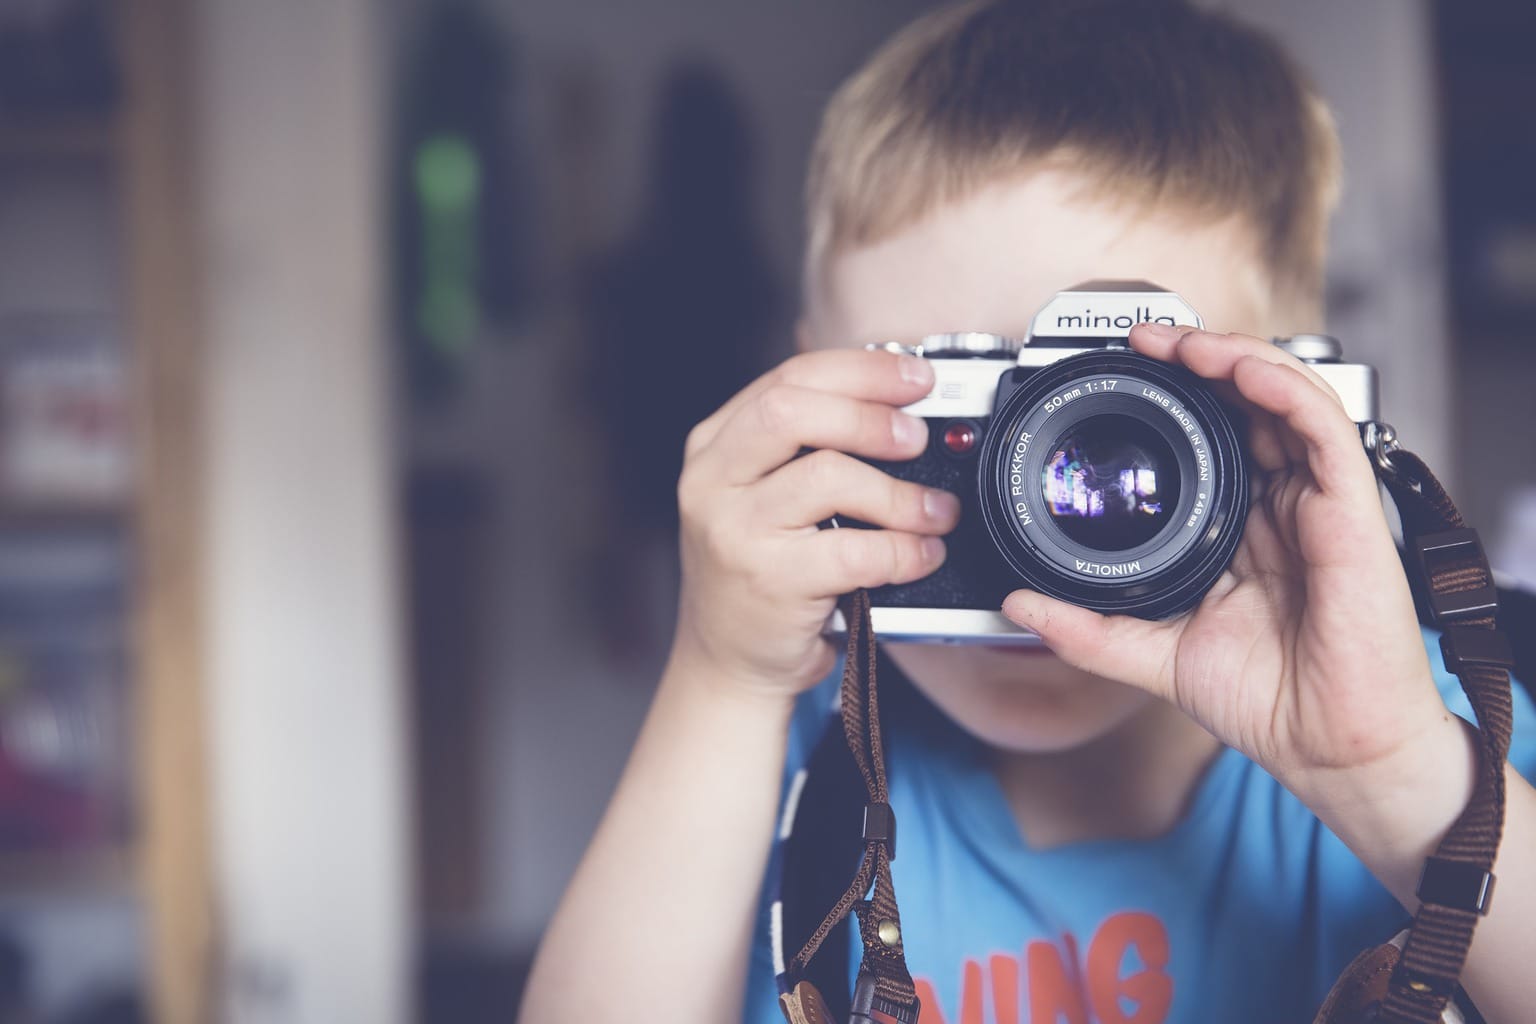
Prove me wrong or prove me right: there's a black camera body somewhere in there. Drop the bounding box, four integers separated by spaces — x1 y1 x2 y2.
828 281 1379 644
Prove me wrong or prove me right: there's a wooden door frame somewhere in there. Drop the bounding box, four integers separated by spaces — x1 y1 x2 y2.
122 1 215 1020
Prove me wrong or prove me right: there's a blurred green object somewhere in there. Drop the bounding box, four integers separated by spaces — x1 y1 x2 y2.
392 2 533 405
413 134 482 356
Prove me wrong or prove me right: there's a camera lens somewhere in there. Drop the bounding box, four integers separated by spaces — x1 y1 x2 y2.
976 350 1248 619
1041 414 1181 552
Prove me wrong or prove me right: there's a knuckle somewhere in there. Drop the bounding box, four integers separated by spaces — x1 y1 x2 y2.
683 420 711 459
699 519 743 569
888 533 920 580
849 403 895 453
1313 375 1345 407
800 448 846 491
757 385 800 435
775 353 812 385
676 464 708 513
865 403 894 442
739 544 785 596
892 479 926 524
834 533 880 585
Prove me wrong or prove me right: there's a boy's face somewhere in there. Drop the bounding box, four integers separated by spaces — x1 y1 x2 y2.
804 168 1278 753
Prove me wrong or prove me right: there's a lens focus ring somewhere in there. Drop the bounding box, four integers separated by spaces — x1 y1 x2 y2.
977 350 1248 619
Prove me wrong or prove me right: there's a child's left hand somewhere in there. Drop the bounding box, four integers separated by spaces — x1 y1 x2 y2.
999 323 1462 804
1002 323 1536 1024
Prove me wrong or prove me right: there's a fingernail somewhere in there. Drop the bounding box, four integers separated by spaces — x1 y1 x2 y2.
921 536 945 564
897 354 934 387
1133 321 1181 342
923 488 960 522
893 412 927 447
1002 591 1036 617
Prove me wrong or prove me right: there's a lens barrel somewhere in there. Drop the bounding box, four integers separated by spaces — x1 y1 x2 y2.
977 350 1248 619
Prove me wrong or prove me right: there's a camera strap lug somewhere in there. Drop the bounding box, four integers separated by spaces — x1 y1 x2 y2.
1361 420 1403 482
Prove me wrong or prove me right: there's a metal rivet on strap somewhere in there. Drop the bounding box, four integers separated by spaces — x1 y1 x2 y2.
878 919 901 947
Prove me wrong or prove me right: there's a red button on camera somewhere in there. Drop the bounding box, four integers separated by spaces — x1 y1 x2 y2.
943 421 977 455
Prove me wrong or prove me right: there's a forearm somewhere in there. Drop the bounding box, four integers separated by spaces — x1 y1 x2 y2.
1294 712 1536 1024
518 645 797 1024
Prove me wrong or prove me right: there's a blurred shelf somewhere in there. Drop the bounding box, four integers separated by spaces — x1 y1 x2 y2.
0 110 118 161
0 844 133 899
0 501 126 531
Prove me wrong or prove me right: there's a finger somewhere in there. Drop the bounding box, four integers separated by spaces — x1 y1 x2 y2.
1126 320 1195 361
693 383 930 486
796 528 947 597
1179 330 1340 402
752 449 961 533
686 348 934 457
1000 589 1177 700
1129 324 1340 400
1242 406 1301 474
1229 356 1377 503
1134 326 1339 470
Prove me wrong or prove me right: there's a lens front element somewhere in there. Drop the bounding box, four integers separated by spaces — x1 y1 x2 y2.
1042 414 1181 553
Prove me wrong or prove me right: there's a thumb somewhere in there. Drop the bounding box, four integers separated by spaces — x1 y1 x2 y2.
1001 589 1177 700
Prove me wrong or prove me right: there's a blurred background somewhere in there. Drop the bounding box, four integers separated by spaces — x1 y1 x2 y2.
0 0 1530 1021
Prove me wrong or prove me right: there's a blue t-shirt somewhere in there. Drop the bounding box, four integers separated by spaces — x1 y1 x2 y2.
744 629 1536 1024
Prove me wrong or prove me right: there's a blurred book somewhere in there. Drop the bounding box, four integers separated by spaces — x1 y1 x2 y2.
0 529 129 852
0 315 129 513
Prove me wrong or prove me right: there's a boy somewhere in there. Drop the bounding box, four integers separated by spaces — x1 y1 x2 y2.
519 2 1536 1022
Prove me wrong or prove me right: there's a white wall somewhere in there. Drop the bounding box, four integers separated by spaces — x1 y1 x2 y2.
196 3 412 1022
1218 0 1453 480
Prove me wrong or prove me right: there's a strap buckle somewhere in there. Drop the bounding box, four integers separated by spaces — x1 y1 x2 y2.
1413 528 1498 624
1439 625 1515 675
862 802 896 860
1416 856 1496 916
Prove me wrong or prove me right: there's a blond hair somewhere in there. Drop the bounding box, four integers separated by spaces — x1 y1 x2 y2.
806 0 1341 315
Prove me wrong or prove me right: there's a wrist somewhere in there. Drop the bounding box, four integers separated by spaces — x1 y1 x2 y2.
664 627 808 721
669 597 837 705
1290 709 1479 896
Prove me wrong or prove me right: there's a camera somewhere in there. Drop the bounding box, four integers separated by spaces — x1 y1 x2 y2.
827 280 1379 644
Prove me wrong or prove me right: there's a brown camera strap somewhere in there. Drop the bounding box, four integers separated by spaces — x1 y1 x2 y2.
1367 446 1513 1023
787 444 1511 1024
786 588 918 1018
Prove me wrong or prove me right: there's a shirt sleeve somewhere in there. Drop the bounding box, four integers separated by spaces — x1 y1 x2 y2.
741 665 843 1024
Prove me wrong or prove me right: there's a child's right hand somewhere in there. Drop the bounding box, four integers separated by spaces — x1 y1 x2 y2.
670 348 961 702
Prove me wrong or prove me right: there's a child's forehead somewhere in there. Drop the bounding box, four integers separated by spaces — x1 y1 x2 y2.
805 170 1273 350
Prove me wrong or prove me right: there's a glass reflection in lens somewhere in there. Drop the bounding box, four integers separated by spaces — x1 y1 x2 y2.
1041 414 1181 552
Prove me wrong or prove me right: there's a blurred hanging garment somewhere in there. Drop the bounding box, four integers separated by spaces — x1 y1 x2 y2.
583 60 785 656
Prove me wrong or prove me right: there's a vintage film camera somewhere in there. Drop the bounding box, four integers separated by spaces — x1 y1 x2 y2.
828 281 1378 644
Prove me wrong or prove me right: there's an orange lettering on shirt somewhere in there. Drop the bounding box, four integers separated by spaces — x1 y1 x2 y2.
915 979 947 1024
990 954 1020 1024
1085 911 1172 1024
960 959 984 1024
914 963 985 1024
1025 940 1088 1024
